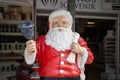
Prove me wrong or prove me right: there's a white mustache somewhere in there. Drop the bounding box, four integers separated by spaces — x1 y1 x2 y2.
52 27 70 32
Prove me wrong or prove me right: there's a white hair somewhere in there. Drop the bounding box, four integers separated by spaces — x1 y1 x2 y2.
49 9 73 29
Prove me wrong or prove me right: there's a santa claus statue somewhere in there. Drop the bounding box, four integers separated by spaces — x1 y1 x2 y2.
24 9 94 80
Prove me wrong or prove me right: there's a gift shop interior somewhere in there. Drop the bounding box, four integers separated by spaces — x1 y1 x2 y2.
0 0 120 80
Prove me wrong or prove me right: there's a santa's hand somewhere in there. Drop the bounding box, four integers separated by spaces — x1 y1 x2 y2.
71 42 84 56
26 40 36 55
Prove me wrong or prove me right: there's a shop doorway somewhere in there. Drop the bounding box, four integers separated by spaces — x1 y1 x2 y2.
75 19 116 64
75 18 117 80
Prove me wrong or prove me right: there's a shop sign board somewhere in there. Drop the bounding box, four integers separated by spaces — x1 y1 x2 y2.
36 0 100 12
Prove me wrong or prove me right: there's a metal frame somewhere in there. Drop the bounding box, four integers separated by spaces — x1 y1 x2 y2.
116 14 120 80
0 0 33 6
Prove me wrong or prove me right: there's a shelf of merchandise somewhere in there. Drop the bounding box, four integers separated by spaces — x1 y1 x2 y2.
101 30 117 80
0 0 40 79
0 0 39 80
0 0 33 6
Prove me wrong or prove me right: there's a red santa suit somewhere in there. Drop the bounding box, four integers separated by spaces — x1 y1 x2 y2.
24 9 94 80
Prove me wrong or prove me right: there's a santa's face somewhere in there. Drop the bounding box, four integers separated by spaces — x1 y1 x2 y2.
45 15 73 51
52 15 70 29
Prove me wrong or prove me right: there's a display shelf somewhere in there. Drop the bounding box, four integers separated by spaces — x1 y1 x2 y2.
0 0 37 79
16 62 40 80
101 30 116 80
0 33 22 36
0 57 23 59
0 1 34 78
0 43 26 51
0 50 24 53
0 0 33 6
0 20 32 24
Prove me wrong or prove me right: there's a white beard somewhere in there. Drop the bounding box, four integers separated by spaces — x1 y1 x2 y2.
45 27 73 51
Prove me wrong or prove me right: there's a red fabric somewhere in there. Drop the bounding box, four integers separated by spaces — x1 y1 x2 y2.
35 36 94 77
78 37 94 64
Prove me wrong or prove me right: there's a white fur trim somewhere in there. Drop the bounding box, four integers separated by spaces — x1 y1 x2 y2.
24 48 36 65
80 67 85 80
67 32 80 63
67 52 76 63
66 32 88 80
78 48 88 69
78 47 88 80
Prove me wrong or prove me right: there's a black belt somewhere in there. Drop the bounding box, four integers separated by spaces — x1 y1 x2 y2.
40 76 80 80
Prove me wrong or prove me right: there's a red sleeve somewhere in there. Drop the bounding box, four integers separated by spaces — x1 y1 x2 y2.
35 36 45 62
78 37 94 64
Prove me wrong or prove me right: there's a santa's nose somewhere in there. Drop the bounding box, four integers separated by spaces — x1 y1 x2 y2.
58 28 62 31
58 22 62 27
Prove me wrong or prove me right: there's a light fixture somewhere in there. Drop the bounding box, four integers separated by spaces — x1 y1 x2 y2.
87 22 95 25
